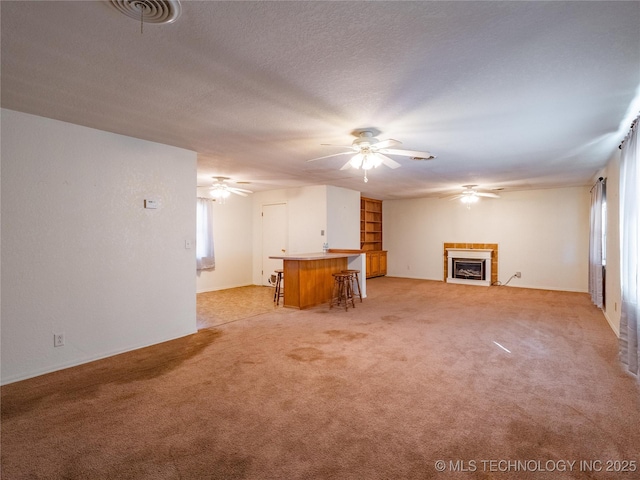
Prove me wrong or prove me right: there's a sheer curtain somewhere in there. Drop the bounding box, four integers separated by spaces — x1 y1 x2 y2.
619 116 639 380
589 179 604 308
196 197 215 270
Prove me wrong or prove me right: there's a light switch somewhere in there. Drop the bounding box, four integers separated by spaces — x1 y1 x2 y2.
185 240 192 249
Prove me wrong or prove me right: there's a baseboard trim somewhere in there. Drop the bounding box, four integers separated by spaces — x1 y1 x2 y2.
197 283 258 294
385 275 443 282
603 310 620 337
385 276 588 293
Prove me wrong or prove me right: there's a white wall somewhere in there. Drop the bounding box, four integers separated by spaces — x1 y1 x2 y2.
196 194 253 293
384 186 590 292
326 185 360 249
287 185 329 254
600 151 622 335
1 110 197 384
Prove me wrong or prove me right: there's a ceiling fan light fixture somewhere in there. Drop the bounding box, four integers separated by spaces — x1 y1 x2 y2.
210 186 230 198
361 154 379 170
350 153 364 169
209 186 230 204
206 176 253 204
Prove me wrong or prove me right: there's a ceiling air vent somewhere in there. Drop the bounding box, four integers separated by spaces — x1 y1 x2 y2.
109 0 182 25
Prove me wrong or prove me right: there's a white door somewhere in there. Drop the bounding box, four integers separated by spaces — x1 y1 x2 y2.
262 203 288 286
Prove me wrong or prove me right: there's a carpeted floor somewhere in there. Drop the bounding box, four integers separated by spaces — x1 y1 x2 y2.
2 277 639 479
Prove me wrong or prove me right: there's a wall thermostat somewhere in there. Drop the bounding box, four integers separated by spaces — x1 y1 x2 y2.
144 199 158 209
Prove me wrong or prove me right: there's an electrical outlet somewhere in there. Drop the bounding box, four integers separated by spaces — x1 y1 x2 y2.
54 333 65 347
515 272 521 278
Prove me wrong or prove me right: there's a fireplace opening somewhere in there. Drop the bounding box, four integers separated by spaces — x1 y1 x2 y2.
453 258 485 280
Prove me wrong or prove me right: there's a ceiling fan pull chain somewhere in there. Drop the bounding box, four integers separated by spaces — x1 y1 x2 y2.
364 170 368 183
130 0 146 34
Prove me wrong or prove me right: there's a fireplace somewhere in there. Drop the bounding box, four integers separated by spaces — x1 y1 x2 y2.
453 259 485 280
446 248 492 286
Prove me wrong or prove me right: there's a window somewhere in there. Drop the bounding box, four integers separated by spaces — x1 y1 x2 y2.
196 198 215 270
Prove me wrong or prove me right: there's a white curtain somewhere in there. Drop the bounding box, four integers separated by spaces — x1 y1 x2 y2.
196 197 215 270
619 116 639 380
589 179 604 308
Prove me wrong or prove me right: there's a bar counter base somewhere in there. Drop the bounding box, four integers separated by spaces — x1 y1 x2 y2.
283 257 348 309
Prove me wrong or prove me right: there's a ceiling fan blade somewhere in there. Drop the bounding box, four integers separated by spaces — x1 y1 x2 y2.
475 192 500 198
320 143 355 148
228 187 253 195
374 138 402 149
340 160 353 170
375 153 401 169
306 151 352 162
379 148 435 159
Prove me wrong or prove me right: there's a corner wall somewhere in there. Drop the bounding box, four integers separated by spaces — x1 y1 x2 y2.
1 110 197 384
384 186 590 292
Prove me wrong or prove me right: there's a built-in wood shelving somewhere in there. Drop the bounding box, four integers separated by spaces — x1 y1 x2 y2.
360 196 387 277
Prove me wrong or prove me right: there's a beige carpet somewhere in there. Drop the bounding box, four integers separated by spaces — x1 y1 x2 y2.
197 285 278 329
2 277 639 479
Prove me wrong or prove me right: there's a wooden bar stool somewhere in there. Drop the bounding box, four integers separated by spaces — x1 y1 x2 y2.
342 269 362 303
330 273 355 311
273 269 284 306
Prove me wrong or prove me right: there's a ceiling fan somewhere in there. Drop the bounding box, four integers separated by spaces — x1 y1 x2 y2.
444 185 500 208
306 128 436 183
206 177 253 203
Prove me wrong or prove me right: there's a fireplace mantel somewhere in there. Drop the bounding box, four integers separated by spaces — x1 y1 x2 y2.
446 248 493 286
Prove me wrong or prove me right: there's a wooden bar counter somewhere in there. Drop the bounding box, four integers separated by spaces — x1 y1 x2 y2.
268 252 359 309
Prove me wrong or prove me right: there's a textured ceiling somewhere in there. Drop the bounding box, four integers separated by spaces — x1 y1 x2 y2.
2 1 639 199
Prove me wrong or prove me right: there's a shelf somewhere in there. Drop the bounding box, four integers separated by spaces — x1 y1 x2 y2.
360 196 385 274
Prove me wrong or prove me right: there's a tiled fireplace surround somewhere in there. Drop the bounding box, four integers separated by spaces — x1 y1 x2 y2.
443 243 498 285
